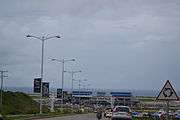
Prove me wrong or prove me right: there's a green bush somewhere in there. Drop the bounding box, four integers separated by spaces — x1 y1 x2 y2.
2 91 39 115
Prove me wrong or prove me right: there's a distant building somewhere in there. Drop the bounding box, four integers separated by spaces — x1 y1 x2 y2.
72 91 92 105
110 92 133 106
54 90 139 107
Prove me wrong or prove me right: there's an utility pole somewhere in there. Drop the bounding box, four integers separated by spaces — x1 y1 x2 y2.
0 70 8 113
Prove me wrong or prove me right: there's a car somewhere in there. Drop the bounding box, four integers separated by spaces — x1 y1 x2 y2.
104 107 112 118
132 111 141 118
174 110 180 119
111 106 132 120
151 110 166 119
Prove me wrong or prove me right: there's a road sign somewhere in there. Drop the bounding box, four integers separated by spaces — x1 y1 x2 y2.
42 82 49 97
34 78 41 93
57 89 62 98
156 80 179 100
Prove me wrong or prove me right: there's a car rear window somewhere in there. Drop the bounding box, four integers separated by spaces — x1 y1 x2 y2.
115 107 130 112
106 108 111 110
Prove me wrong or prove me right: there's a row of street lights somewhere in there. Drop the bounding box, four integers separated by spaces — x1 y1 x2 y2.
26 34 88 114
77 79 87 105
64 70 82 102
51 58 76 105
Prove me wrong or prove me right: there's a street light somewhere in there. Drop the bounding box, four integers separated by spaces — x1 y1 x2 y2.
82 83 91 91
26 34 61 114
64 70 81 104
64 70 82 93
0 70 8 113
51 58 75 104
76 79 87 106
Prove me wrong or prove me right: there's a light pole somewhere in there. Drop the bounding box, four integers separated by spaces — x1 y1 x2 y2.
64 70 81 104
0 70 8 113
64 70 81 93
77 79 87 106
51 58 75 105
26 34 61 114
85 83 91 91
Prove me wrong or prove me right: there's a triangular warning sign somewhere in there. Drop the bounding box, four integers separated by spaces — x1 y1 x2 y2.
156 80 179 100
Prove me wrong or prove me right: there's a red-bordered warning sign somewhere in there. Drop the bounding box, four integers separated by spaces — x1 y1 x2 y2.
156 80 179 100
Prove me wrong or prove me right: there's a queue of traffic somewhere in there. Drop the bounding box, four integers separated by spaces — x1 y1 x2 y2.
95 105 180 120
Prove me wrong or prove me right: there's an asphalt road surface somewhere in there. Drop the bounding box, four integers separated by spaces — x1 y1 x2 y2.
36 113 111 120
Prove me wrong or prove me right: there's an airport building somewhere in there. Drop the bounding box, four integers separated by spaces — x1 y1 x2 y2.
71 90 139 107
111 92 135 106
72 91 93 104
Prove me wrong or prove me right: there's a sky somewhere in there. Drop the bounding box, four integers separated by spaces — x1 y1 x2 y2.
0 0 180 91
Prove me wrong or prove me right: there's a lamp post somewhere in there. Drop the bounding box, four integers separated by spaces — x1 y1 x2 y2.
64 70 81 93
26 34 61 114
64 70 81 104
77 79 87 106
51 58 75 105
0 70 7 113
85 83 91 106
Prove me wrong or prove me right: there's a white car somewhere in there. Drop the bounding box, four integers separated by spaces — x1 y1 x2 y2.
111 106 132 120
152 110 166 119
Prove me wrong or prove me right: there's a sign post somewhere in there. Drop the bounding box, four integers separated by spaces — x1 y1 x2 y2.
34 78 42 93
167 100 170 120
42 82 49 97
57 89 62 98
156 80 179 120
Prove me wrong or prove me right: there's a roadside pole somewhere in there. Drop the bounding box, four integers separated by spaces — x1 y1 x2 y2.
0 70 8 113
166 100 170 120
111 96 113 108
50 92 55 112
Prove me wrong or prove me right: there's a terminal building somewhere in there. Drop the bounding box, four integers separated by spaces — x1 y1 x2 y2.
72 91 93 105
71 90 139 107
111 92 134 106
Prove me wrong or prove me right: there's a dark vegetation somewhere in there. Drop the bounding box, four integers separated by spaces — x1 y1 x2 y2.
2 91 39 115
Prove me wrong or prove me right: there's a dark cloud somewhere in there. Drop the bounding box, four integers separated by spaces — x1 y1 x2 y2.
0 0 180 90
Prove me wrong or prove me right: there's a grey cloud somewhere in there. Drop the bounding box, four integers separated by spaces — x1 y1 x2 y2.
0 0 180 90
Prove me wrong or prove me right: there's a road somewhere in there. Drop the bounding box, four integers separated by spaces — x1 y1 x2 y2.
36 113 111 120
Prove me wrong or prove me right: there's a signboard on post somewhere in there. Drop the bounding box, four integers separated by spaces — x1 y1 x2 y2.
42 82 49 97
33 78 41 93
156 80 179 101
57 89 62 98
156 80 179 120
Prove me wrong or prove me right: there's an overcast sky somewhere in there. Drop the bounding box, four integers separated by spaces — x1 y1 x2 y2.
0 0 180 91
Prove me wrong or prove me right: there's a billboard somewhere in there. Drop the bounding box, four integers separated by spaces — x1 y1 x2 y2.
63 91 69 99
42 82 49 97
110 92 132 97
72 91 92 95
57 88 62 98
72 91 92 97
33 78 41 93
